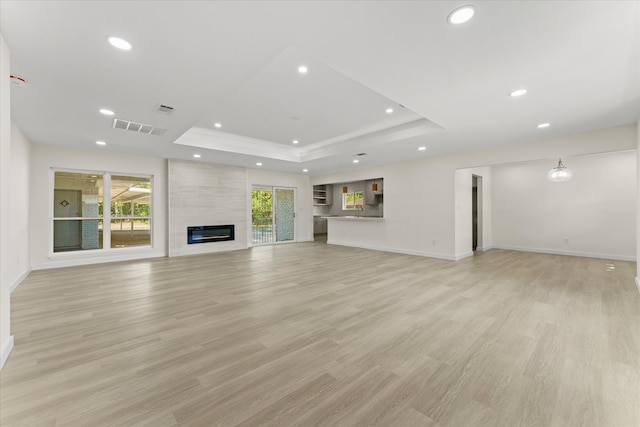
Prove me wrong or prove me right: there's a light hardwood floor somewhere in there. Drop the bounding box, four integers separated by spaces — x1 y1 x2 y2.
1 243 639 426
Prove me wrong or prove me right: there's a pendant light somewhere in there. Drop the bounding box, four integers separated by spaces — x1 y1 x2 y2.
547 158 572 182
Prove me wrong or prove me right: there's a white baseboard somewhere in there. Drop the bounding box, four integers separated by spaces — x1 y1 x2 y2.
0 335 14 370
32 251 166 270
327 240 458 261
636 277 640 295
455 251 474 261
10 268 31 293
476 245 494 252
493 245 635 262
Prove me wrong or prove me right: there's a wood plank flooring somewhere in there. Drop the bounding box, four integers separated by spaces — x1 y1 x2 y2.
1 243 638 426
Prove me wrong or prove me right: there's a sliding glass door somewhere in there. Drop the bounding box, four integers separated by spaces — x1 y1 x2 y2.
251 187 295 245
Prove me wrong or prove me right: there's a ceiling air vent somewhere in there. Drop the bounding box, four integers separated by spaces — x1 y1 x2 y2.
154 104 175 115
113 119 167 136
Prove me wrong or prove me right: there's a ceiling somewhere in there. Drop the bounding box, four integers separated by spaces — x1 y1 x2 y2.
2 1 639 175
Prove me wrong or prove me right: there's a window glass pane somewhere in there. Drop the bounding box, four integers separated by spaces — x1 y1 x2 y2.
54 172 102 218
111 175 152 248
252 189 273 244
344 192 355 209
274 188 295 242
111 175 151 218
355 191 364 207
111 219 151 248
53 219 103 252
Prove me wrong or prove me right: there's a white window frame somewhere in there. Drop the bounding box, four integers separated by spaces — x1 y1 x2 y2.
50 168 154 255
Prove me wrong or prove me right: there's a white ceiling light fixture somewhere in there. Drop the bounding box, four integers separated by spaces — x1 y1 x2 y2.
302 169 308 172
448 5 476 25
292 139 299 144
509 89 528 97
214 123 222 128
107 36 132 50
353 159 359 164
256 162 262 166
128 186 151 193
537 122 551 128
95 141 106 146
193 154 201 158
418 146 427 151
385 108 394 114
99 108 114 116
547 158 573 182
298 65 308 74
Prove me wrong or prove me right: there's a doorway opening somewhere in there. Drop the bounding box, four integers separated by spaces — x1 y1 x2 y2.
251 187 295 245
472 175 482 252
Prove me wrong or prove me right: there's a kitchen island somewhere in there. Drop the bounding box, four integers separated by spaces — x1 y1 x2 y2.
325 215 385 250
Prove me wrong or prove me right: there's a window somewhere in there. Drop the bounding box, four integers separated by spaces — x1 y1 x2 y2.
110 175 152 248
342 191 364 210
53 172 103 252
53 171 152 253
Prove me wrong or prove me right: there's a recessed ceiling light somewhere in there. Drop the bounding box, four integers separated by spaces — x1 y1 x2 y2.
107 36 132 51
99 108 114 116
537 123 551 128
448 5 476 25
214 123 222 128
353 159 359 164
292 140 299 144
509 89 528 97
298 65 308 74
386 108 394 114
193 154 201 158
256 162 262 166
96 141 106 146
418 146 427 151
303 169 308 172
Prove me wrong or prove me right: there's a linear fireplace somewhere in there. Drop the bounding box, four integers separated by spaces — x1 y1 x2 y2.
187 225 235 244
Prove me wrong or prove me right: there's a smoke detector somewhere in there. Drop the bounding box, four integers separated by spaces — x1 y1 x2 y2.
10 75 27 86
154 104 175 116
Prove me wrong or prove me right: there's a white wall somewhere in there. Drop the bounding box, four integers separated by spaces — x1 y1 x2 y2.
0 38 29 369
30 144 168 269
454 166 492 259
9 123 31 291
168 160 248 256
477 169 493 251
636 118 640 291
0 33 13 368
313 125 637 261
248 168 313 243
492 151 636 261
